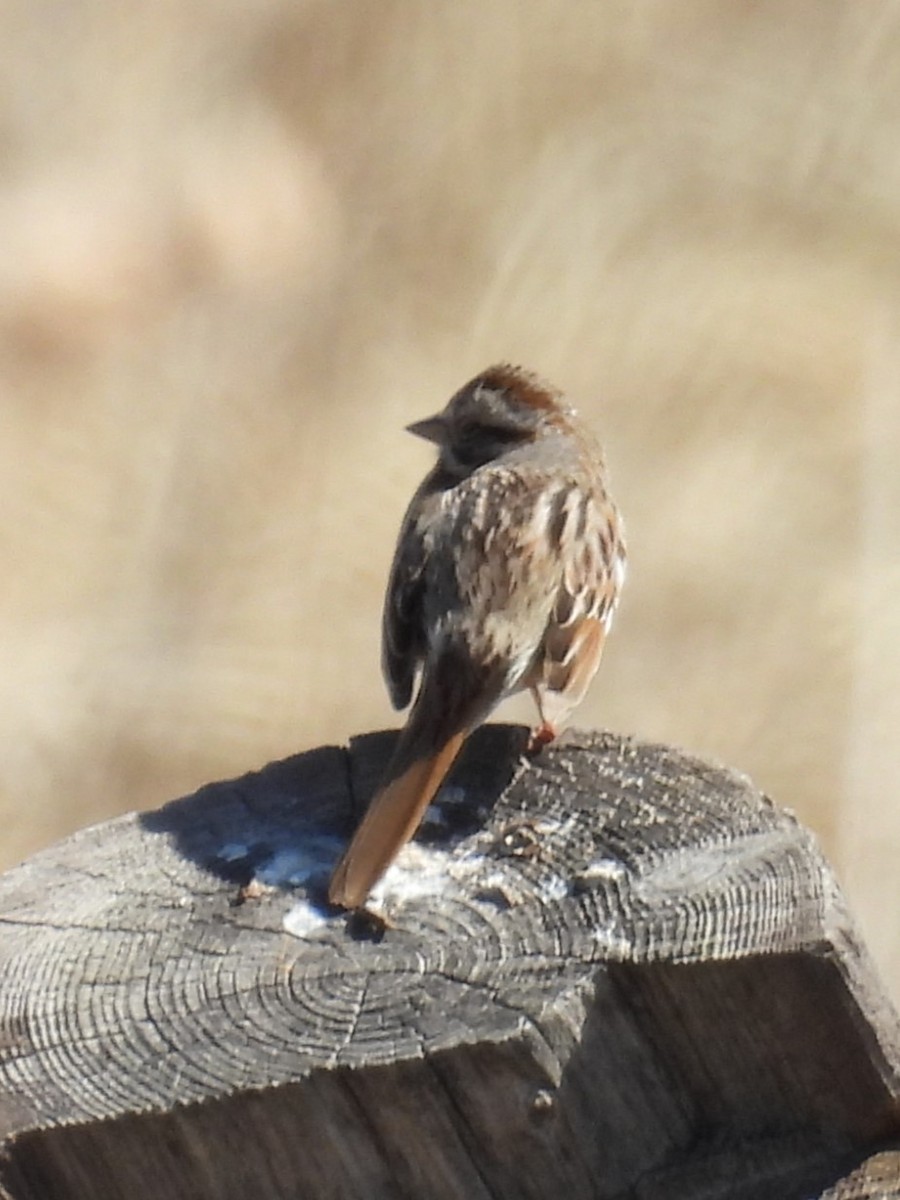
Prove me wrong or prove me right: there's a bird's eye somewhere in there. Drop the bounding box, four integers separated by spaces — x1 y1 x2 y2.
458 421 524 445
484 423 525 443
448 420 528 471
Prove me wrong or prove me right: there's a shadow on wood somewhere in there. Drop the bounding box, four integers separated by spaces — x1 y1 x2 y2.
0 727 898 1199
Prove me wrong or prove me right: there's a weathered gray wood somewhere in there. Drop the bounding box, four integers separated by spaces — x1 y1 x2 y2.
0 726 898 1200
818 1153 900 1199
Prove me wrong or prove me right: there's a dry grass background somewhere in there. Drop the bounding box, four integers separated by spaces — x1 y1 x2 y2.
2 2 899 995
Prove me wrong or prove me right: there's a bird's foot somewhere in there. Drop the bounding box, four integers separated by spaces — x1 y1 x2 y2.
526 721 558 755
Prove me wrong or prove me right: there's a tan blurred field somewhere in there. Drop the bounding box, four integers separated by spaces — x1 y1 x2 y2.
2 2 899 994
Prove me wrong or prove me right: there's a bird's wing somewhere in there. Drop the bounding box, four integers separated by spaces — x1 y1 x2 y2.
381 485 432 711
535 486 625 713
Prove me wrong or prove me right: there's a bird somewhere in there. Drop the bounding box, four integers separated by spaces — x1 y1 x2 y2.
328 364 626 910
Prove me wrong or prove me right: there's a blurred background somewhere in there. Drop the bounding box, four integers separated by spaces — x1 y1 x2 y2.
2 2 898 995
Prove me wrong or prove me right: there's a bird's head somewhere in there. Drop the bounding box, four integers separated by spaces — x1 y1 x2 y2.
407 364 573 477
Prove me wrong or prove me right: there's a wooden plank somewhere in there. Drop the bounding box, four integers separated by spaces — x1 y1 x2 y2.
0 726 897 1198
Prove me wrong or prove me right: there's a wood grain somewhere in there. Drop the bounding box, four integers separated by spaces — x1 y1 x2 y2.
0 726 897 1199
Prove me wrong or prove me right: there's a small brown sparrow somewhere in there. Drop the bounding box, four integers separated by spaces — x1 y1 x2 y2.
328 365 626 910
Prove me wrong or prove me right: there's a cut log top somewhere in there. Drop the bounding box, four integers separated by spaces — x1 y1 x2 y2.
0 726 898 1200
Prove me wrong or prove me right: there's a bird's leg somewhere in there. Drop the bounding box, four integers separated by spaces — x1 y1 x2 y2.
526 688 559 754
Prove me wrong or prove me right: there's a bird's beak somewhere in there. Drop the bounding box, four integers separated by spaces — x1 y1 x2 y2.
405 414 446 444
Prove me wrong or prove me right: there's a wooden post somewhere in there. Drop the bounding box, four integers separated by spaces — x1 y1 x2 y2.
0 726 898 1199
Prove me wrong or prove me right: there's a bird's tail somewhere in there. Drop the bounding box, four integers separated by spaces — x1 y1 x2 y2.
327 728 466 909
329 643 509 909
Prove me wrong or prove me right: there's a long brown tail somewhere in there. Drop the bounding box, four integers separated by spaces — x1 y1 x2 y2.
328 730 466 909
